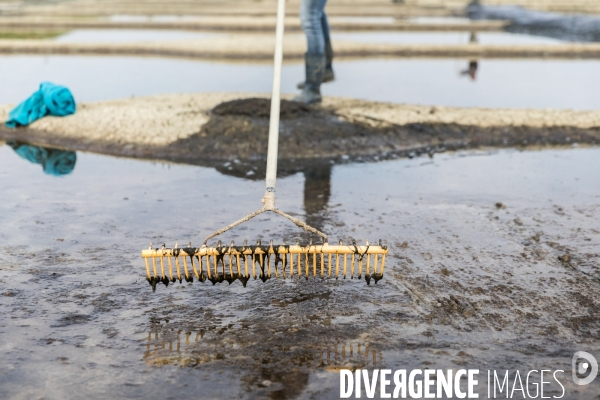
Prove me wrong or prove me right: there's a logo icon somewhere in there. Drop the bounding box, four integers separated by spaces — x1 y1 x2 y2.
572 351 598 386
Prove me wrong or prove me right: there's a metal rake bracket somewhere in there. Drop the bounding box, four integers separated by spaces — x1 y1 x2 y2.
202 194 328 246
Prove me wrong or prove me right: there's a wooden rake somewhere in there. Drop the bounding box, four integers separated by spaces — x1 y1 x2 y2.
141 0 388 290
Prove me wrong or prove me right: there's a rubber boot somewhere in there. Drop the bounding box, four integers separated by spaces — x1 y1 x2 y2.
297 44 334 89
293 53 325 104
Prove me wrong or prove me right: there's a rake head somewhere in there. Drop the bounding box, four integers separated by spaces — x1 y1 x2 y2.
142 239 388 291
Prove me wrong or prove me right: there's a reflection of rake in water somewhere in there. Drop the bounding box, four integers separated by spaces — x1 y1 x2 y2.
140 0 387 290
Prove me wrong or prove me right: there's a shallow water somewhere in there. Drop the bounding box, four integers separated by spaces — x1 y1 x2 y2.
335 31 565 45
0 55 598 109
1 144 599 399
55 29 220 43
53 29 561 46
408 17 473 25
328 16 397 24
106 15 399 25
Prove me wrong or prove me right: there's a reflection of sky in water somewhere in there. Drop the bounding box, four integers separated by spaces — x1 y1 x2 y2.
54 29 566 45
328 16 397 24
55 29 220 43
335 31 565 45
0 55 598 109
408 17 474 25
1 144 597 211
334 148 600 209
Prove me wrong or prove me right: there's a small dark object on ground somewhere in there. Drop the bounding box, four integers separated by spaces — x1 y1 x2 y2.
558 253 571 263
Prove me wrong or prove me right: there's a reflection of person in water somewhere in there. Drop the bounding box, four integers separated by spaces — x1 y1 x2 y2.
303 163 331 234
461 60 478 80
7 140 76 176
460 32 479 81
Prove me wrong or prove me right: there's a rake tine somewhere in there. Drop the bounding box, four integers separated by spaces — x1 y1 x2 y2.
282 251 286 278
366 253 371 275
358 254 363 277
213 254 219 278
269 240 274 278
340 240 346 278
144 257 151 280
204 254 211 279
259 253 264 278
294 240 300 278
182 256 190 281
175 256 181 282
190 254 200 280
221 248 226 278
228 251 233 277
320 249 325 278
167 255 174 281
381 254 386 275
198 255 204 279
350 254 355 278
304 250 309 279
244 253 250 278
328 253 332 278
152 257 158 280
236 253 241 276
159 252 166 280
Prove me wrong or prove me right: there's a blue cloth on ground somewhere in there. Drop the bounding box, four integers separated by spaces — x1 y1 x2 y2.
5 82 76 128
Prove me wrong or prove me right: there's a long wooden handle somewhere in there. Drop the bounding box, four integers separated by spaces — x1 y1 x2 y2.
265 0 286 193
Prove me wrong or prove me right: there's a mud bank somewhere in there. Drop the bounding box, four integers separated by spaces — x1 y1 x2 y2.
0 17 507 33
3 38 600 61
6 0 600 19
1 94 599 178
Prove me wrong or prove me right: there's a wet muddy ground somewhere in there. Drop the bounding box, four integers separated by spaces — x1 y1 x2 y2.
1 144 599 399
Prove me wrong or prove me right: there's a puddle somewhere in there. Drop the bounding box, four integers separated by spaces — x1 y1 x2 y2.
0 143 599 398
1 55 599 109
335 31 566 45
328 16 397 24
51 28 566 46
408 17 474 25
54 29 220 43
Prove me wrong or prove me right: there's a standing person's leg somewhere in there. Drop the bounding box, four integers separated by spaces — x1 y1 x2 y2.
321 11 335 83
294 0 327 104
